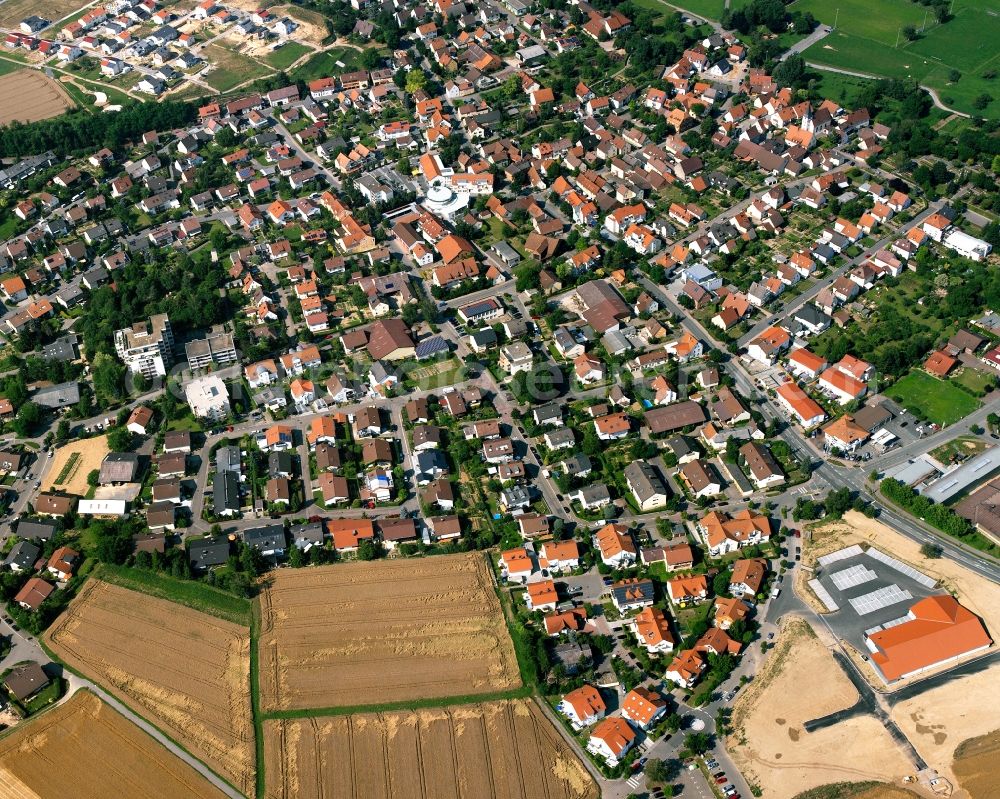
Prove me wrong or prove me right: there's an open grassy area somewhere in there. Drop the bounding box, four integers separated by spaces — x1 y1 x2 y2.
798 0 1000 118
202 42 272 93
951 366 996 396
289 47 364 82
887 370 981 427
265 41 312 71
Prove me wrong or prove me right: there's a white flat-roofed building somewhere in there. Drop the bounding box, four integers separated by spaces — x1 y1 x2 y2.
943 229 992 261
185 374 231 420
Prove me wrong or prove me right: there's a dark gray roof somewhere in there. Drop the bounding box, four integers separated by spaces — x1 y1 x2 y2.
16 520 57 541
213 471 240 512
98 452 140 484
32 381 80 408
41 334 77 363
268 451 294 478
215 445 241 473
5 540 40 570
242 524 286 550
291 522 324 547
189 537 230 569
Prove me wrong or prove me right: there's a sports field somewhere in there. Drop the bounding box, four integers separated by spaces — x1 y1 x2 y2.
798 0 1000 118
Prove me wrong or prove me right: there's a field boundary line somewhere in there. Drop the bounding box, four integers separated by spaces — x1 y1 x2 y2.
259 685 533 721
250 599 264 799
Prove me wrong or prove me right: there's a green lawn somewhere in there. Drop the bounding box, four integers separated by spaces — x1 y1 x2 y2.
799 0 1000 118
265 41 312 71
951 367 996 397
290 48 365 82
887 370 981 427
0 58 23 78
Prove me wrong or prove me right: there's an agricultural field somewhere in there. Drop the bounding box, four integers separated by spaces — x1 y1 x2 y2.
0 70 75 125
951 729 1000 799
798 0 1000 118
44 579 255 795
42 434 109 495
887 370 981 427
257 553 521 712
0 690 230 799
263 699 598 799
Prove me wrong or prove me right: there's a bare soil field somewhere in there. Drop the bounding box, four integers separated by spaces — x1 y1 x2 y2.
42 435 109 496
0 690 230 799
729 618 913 797
0 0 84 28
951 729 1000 799
891 662 1000 797
264 699 598 799
0 70 75 125
44 580 254 794
801 511 1000 678
257 552 521 711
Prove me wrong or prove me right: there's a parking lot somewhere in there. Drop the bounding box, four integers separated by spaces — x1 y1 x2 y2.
808 545 938 660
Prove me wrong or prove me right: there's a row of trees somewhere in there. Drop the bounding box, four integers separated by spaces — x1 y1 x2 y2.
0 101 196 158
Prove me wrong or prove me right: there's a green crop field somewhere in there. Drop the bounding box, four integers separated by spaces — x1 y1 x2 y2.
798 0 1000 118
887 370 981 427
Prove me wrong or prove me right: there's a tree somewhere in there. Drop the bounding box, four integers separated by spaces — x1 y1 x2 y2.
288 544 305 567
357 538 383 561
664 712 683 733
920 542 942 559
405 69 428 94
972 93 993 110
12 402 40 437
106 426 133 452
645 758 680 785
55 418 71 443
902 24 918 41
683 732 711 755
91 352 126 404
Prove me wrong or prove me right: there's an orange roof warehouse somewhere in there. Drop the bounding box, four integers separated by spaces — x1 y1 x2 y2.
808 545 992 683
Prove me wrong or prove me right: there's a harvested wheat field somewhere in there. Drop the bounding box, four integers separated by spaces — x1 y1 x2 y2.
950 729 1000 799
258 552 521 711
264 699 598 799
729 618 913 797
0 70 74 125
890 661 1000 797
0 690 229 799
44 580 254 794
42 435 110 496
